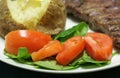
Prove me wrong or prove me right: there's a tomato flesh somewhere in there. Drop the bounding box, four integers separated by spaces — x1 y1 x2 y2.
5 30 52 55
56 36 85 65
84 32 113 61
32 40 64 61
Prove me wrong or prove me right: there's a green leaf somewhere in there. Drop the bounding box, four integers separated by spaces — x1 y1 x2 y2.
54 26 76 41
34 60 75 70
71 51 110 68
4 48 33 65
82 53 110 66
4 50 110 70
17 47 31 59
112 50 119 56
54 22 88 42
4 52 17 59
16 58 33 65
74 22 88 36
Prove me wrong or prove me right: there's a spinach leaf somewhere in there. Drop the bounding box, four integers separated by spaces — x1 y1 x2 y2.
74 22 88 36
54 22 88 42
4 49 110 70
34 60 76 70
17 47 31 60
4 48 33 65
112 50 119 56
54 25 76 42
4 49 76 70
71 51 110 68
4 51 17 59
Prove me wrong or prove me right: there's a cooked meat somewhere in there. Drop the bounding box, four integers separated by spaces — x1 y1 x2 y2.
65 0 120 50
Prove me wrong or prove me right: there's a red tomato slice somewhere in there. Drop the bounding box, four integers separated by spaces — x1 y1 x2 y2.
56 36 85 65
32 40 64 61
84 32 113 61
5 30 52 55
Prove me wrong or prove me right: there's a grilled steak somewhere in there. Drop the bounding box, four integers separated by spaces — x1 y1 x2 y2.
65 0 120 50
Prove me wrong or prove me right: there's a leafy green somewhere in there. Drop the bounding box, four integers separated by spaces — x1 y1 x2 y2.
4 48 76 70
17 47 31 59
112 50 119 56
54 22 88 42
34 60 76 70
73 22 88 36
71 51 110 68
4 51 17 59
5 49 110 70
4 48 33 65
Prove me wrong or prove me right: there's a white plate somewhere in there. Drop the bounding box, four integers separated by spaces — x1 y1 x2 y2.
0 17 120 74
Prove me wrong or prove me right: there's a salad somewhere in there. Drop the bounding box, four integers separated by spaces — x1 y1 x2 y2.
4 22 114 70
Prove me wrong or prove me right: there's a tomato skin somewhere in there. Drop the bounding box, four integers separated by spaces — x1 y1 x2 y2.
5 30 52 55
56 36 85 65
32 40 64 61
84 32 113 61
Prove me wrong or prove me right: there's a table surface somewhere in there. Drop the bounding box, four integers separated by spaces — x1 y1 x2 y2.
0 61 120 78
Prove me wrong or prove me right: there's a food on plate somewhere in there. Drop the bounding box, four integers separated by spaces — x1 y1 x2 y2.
4 23 113 70
0 0 66 38
5 30 52 55
32 40 63 61
56 36 85 65
84 32 113 61
64 0 120 50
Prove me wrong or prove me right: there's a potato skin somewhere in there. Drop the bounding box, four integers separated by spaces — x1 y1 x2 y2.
0 0 26 38
36 0 66 35
0 0 66 38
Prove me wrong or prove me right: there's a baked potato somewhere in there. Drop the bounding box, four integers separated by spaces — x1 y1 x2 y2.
0 0 66 38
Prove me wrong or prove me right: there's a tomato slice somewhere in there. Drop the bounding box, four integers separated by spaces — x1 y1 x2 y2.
56 36 85 65
84 32 113 61
5 30 52 55
31 40 64 61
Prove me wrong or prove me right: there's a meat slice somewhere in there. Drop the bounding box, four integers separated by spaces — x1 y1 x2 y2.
65 0 120 50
